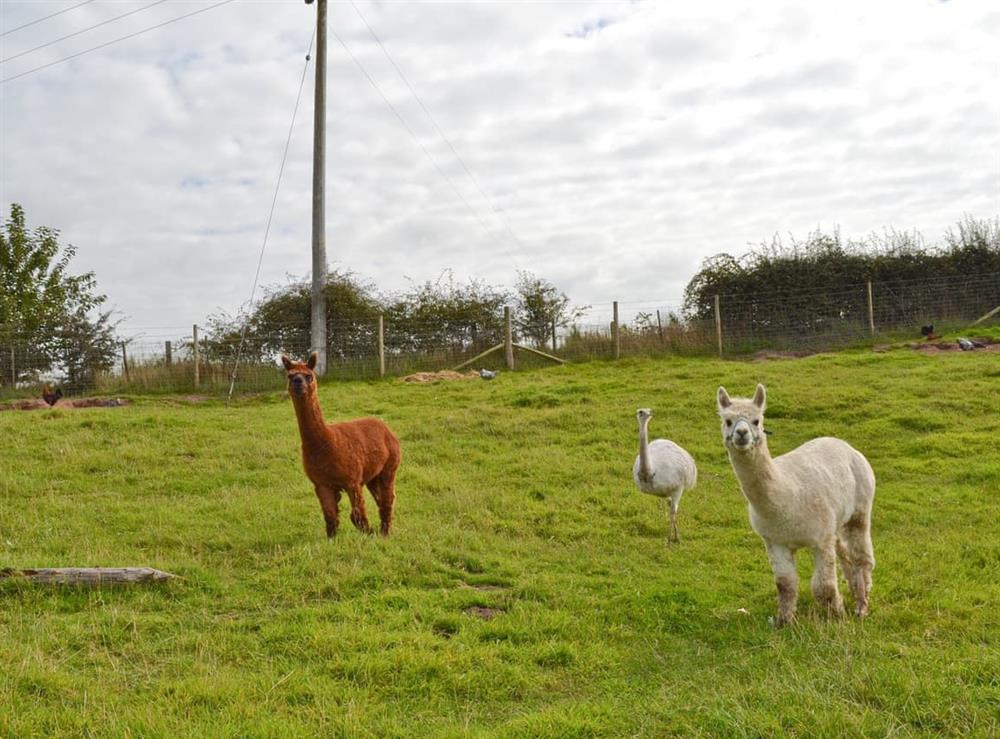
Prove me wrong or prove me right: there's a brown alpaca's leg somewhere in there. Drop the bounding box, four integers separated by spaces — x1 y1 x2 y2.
369 469 397 537
314 485 342 538
346 484 373 534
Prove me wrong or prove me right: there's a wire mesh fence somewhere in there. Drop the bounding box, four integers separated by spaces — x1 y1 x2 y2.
2 271 998 400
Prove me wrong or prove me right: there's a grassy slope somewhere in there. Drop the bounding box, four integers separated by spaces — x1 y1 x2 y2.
0 349 998 737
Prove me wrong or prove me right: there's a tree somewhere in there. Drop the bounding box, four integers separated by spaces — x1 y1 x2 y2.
512 270 586 347
0 204 116 390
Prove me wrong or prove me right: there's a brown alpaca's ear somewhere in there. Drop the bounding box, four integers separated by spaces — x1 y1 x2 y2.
281 355 293 371
717 386 732 410
753 383 767 410
307 352 318 370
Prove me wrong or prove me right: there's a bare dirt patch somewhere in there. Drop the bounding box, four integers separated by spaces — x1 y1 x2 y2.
910 337 999 355
752 350 816 361
401 370 479 384
463 606 504 620
0 397 130 412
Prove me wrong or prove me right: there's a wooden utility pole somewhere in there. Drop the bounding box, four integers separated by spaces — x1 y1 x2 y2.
308 0 328 376
504 307 515 370
714 294 723 357
612 301 620 360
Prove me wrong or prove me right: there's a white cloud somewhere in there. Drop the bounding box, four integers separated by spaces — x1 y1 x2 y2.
1 0 997 335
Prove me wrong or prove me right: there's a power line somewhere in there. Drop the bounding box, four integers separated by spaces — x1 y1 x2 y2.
1 0 238 84
1 0 170 65
227 29 316 404
1 0 97 38
331 28 523 270
348 0 530 256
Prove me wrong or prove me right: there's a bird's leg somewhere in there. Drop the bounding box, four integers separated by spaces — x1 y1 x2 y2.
668 496 680 544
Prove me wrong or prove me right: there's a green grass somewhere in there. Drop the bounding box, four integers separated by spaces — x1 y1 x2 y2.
1 350 998 737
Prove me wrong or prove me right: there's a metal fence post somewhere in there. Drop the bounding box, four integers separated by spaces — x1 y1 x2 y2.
866 281 875 339
377 314 385 377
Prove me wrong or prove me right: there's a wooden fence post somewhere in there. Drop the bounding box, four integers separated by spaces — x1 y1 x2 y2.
866 281 875 339
714 294 723 357
192 324 200 389
377 315 385 378
121 342 130 382
165 341 172 367
656 309 664 343
551 319 557 352
613 301 620 360
504 307 515 370
9 345 14 387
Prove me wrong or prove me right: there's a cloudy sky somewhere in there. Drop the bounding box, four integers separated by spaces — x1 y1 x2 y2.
1 0 998 339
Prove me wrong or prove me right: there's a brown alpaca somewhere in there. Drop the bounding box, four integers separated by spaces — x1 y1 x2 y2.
281 353 401 537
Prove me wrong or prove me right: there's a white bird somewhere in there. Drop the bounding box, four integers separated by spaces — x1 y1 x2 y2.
479 368 498 379
957 337 985 351
633 408 698 544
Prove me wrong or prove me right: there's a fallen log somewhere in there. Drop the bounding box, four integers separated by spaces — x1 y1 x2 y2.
0 567 176 586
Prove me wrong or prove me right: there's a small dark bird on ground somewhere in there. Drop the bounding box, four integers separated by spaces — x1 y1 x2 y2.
479 368 498 380
957 337 986 351
42 385 63 407
921 324 939 340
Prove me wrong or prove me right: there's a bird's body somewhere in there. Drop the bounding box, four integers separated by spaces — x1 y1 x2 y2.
633 408 697 543
42 385 62 407
479 368 498 380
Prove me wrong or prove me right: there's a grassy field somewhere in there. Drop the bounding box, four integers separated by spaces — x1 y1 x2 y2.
1 348 998 737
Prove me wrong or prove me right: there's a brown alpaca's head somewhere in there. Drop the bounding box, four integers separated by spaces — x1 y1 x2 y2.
281 352 318 398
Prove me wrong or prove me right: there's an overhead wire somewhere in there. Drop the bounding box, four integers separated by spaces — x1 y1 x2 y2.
1 0 238 84
330 27 524 272
1 0 97 37
226 28 316 404
347 0 530 257
1 0 171 65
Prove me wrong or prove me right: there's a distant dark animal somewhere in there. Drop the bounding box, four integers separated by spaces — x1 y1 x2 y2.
42 386 63 407
957 337 986 351
479 368 498 380
920 324 939 341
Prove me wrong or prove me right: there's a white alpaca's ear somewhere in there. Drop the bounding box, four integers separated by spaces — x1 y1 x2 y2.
717 386 732 410
753 383 767 410
307 352 318 369
281 355 293 371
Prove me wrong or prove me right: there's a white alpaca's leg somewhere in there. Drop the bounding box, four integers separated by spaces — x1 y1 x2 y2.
841 511 875 617
810 541 845 617
766 542 798 626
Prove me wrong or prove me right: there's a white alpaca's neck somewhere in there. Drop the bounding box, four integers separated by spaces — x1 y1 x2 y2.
727 437 782 509
638 418 653 481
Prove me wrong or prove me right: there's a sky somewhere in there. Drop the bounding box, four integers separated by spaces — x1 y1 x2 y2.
1 0 998 343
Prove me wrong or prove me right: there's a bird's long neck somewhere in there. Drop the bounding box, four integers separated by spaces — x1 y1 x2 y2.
727 436 780 508
638 418 653 481
290 390 331 450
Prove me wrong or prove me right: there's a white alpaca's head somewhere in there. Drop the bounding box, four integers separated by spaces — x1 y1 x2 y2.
717 384 766 453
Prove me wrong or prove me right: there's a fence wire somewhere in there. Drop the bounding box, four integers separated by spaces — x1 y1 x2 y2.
2 271 998 398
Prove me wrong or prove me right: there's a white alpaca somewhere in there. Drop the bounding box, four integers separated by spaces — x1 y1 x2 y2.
633 408 698 544
717 384 875 625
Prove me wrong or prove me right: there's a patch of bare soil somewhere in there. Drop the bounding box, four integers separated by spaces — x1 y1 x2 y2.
401 370 479 383
910 337 999 354
752 350 816 362
463 606 504 620
0 397 130 412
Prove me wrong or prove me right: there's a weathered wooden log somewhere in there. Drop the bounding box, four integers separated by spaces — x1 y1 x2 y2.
0 567 176 585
